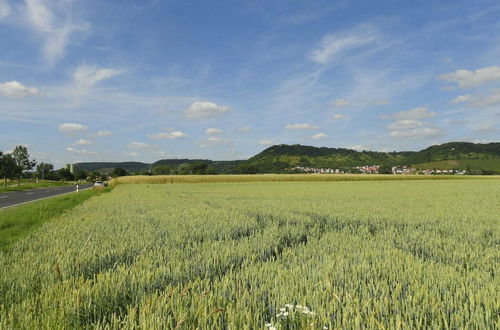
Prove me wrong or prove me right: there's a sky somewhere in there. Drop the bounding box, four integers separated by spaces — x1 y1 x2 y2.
1 0 500 166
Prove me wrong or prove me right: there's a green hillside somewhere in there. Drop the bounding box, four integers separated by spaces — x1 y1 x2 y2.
247 142 500 173
414 159 500 174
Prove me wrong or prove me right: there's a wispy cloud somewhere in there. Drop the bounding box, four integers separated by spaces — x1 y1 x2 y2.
284 123 319 130
24 0 89 64
311 132 328 139
0 0 10 19
205 128 223 135
128 142 151 149
310 24 380 64
382 107 436 120
0 81 39 98
198 136 231 148
330 98 350 107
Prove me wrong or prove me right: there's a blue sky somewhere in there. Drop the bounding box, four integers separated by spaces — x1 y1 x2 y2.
1 0 500 166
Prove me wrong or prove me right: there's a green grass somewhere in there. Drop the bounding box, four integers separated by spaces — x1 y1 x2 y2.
414 158 500 172
0 180 498 328
0 188 104 250
0 180 73 193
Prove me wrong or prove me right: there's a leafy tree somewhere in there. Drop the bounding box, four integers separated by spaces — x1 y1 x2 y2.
378 165 393 174
0 152 21 189
235 164 258 174
177 163 192 175
112 167 128 177
12 146 36 187
36 162 54 180
152 165 171 175
89 171 104 181
57 168 74 181
74 169 88 181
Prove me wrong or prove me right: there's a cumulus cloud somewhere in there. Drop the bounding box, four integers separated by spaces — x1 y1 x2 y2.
310 24 379 64
25 0 89 63
350 145 367 151
382 107 436 120
284 123 319 130
388 120 443 139
0 0 10 19
205 128 223 135
451 94 472 104
148 131 189 140
311 132 328 139
184 101 231 118
71 139 92 146
73 65 123 89
239 126 251 132
95 130 112 137
332 114 345 120
128 142 151 149
198 136 231 148
66 147 93 154
439 66 500 88
330 98 350 107
58 123 88 133
259 140 273 146
450 90 500 108
0 81 39 99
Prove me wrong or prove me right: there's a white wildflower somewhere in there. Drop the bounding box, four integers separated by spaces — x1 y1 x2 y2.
265 323 272 327
280 308 286 312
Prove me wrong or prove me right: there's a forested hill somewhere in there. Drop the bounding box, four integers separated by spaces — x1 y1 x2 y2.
75 142 500 174
247 142 500 172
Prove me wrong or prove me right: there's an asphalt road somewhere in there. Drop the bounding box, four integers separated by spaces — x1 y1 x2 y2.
0 184 93 209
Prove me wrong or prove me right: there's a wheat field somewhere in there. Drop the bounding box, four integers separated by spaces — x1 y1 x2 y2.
0 179 499 329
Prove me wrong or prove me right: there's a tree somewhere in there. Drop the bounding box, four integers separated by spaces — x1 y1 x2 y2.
36 162 54 180
0 152 21 189
152 165 171 175
74 169 88 181
112 167 128 177
378 165 393 174
12 146 36 187
177 163 192 175
57 168 74 181
235 164 258 174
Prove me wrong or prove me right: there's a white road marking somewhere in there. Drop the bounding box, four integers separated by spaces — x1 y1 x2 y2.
26 192 35 195
0 196 8 199
0 186 92 210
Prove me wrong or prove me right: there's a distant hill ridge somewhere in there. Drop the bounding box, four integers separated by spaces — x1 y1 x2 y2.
75 141 500 174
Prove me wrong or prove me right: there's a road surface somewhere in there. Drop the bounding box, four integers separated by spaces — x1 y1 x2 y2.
0 184 93 209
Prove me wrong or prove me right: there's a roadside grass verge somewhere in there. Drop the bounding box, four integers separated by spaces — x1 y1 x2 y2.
0 187 110 250
111 173 498 185
0 180 73 193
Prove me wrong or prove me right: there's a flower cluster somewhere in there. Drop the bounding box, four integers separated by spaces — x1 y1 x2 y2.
265 304 327 329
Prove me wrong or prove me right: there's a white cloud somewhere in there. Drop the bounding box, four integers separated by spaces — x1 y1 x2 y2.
383 107 436 120
184 101 231 118
451 94 472 104
124 152 140 157
310 24 379 64
128 142 151 149
66 147 93 154
198 136 231 148
450 90 500 108
0 81 39 99
441 85 457 91
58 123 88 133
311 132 328 140
330 98 350 107
25 0 89 64
284 123 319 130
332 114 345 120
388 119 424 130
239 126 251 132
148 131 189 140
71 139 92 146
95 130 112 137
205 128 223 135
387 120 444 139
259 140 273 146
156 151 170 157
439 66 500 89
350 145 367 151
469 89 500 108
0 0 10 19
73 65 123 89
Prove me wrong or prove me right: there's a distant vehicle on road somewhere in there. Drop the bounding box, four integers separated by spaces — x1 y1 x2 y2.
94 181 104 187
